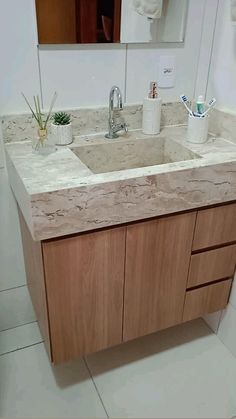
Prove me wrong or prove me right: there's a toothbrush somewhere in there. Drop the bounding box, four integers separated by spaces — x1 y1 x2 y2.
180 95 193 116
200 98 216 117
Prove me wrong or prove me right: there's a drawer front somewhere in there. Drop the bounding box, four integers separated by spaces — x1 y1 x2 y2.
183 279 232 322
187 245 236 288
193 203 236 251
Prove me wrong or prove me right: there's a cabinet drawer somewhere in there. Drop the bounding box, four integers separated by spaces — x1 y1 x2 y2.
187 245 236 288
193 203 236 251
183 279 232 322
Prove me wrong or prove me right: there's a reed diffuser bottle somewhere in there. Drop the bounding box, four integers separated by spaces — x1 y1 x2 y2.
22 92 57 154
142 82 162 135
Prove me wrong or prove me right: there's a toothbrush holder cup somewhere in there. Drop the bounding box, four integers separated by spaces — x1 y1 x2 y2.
187 114 209 144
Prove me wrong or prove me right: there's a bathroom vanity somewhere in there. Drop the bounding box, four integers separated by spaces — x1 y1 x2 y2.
5 126 236 364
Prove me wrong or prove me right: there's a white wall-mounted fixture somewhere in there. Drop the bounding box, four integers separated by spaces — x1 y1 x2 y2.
158 55 176 88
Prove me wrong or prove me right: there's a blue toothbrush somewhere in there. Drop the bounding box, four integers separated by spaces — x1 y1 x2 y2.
180 95 193 116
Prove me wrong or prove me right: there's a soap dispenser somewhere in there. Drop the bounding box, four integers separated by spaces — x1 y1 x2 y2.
142 82 162 135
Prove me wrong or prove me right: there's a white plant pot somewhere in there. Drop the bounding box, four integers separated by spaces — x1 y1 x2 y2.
51 123 73 146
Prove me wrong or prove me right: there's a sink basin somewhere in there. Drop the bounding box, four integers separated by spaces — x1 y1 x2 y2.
72 137 201 174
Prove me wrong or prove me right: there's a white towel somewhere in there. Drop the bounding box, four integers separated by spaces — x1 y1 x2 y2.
133 0 163 19
231 0 236 23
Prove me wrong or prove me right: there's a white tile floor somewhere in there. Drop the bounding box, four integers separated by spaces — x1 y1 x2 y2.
0 287 36 331
218 303 236 358
0 322 42 356
1 167 236 418
0 319 236 418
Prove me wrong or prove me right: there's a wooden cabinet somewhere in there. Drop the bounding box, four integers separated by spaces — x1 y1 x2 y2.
123 213 196 341
42 227 126 364
19 209 52 358
19 202 236 364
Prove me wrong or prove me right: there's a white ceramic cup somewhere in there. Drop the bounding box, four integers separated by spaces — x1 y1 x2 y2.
187 114 209 144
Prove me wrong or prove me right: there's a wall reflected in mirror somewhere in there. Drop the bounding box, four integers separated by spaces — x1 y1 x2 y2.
35 0 188 45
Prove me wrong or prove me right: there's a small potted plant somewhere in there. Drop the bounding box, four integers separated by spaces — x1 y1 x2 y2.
51 112 73 145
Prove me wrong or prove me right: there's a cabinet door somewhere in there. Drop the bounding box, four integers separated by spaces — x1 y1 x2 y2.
43 227 126 364
124 213 196 341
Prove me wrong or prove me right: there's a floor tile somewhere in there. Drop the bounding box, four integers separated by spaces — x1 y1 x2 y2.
0 169 26 291
229 274 236 310
0 322 42 355
0 343 106 418
203 311 222 333
86 319 236 418
0 286 36 331
218 303 236 358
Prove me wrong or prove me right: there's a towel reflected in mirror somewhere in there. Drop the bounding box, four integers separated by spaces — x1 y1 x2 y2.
133 0 163 19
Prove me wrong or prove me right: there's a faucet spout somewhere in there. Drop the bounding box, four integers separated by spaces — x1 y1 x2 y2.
105 86 127 139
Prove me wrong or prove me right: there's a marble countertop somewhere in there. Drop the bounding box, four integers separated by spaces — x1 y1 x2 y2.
5 126 236 241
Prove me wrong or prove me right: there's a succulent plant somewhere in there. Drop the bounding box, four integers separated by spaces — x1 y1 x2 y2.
53 112 71 126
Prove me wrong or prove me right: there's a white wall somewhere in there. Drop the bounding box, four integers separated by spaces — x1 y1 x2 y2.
0 0 217 115
0 0 219 170
206 0 236 356
0 127 5 168
35 0 213 109
0 0 40 115
207 0 236 113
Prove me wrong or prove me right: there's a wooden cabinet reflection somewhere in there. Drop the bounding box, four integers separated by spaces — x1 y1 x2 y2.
35 0 121 44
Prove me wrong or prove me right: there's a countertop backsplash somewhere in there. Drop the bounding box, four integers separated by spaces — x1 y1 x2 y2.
1 102 187 143
209 108 236 144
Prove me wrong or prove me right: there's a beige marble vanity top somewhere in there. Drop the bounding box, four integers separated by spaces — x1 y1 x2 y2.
5 126 236 241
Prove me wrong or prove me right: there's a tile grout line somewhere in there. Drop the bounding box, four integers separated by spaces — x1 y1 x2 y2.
0 341 43 357
83 357 110 419
0 283 27 293
37 45 44 109
0 320 38 334
124 44 128 103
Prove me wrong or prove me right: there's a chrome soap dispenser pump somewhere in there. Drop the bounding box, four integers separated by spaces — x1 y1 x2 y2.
142 81 162 135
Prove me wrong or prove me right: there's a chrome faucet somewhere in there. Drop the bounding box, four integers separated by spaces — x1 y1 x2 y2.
105 86 128 139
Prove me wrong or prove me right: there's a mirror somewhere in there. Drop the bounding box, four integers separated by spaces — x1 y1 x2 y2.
35 0 188 45
35 0 122 44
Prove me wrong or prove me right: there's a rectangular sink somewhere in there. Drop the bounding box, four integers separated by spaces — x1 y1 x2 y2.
72 137 201 174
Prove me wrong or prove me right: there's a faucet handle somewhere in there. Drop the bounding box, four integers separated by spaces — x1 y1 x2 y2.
113 122 128 135
121 123 128 134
